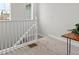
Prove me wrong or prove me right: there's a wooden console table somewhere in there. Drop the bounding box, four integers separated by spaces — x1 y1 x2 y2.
62 32 79 55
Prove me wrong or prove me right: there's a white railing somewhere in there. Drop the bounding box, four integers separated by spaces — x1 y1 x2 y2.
0 20 38 55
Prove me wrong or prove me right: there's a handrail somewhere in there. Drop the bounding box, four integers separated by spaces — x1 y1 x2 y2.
0 19 37 22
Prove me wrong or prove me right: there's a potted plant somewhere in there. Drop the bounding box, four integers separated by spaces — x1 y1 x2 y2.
70 23 79 35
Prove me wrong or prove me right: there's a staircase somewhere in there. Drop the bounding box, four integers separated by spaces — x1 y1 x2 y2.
0 20 38 55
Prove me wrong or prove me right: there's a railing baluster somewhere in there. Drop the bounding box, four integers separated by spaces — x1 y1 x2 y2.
26 21 27 42
23 21 26 43
16 21 18 49
21 21 23 46
3 22 5 54
17 22 20 46
36 21 38 40
5 22 7 54
10 22 12 53
32 24 33 41
1 23 3 54
33 24 34 40
28 21 29 42
33 25 35 40
12 22 15 54
8 22 11 53
13 22 16 54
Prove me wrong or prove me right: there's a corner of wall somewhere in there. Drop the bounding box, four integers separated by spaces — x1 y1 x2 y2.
47 34 79 48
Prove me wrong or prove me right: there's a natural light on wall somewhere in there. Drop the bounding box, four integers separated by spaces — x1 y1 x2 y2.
0 3 10 20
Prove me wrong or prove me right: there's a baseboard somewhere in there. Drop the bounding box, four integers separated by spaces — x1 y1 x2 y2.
46 34 79 48
47 34 67 42
38 33 45 37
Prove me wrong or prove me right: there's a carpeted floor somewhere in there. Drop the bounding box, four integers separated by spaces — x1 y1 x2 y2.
6 37 79 55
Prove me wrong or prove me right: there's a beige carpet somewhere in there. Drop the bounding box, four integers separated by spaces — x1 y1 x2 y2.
5 37 79 55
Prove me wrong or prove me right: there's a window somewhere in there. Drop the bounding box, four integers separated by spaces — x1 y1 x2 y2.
0 3 11 20
26 3 33 20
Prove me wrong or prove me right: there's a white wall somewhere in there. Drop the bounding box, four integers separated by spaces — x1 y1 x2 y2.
11 3 38 20
38 3 79 47
11 3 28 20
39 3 79 37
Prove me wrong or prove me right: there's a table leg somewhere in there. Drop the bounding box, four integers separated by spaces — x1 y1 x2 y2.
67 38 68 55
67 38 71 55
69 39 71 55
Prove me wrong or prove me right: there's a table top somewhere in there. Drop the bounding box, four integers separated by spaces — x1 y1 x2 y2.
62 32 79 41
